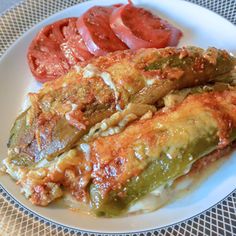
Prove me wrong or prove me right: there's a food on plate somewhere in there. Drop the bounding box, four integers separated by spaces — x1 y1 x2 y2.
27 17 93 83
110 3 182 49
28 18 72 83
27 3 182 82
89 88 236 216
3 46 236 217
60 18 93 63
7 47 235 166
3 86 236 215
76 6 128 56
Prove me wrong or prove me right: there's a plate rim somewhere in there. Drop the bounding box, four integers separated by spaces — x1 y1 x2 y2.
0 184 235 234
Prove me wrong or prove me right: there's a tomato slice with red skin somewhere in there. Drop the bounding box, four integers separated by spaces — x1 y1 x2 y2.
49 18 69 44
27 19 71 83
76 6 128 56
61 18 93 63
110 4 182 50
28 4 183 83
28 18 93 82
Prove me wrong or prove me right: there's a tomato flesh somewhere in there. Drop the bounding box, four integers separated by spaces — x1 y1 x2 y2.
110 4 182 49
28 18 92 82
27 19 71 83
28 4 183 83
61 18 93 62
77 6 128 56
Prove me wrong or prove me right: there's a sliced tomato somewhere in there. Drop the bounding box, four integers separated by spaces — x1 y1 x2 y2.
27 19 71 83
28 18 93 82
110 4 182 50
61 18 93 63
76 6 128 56
48 18 69 44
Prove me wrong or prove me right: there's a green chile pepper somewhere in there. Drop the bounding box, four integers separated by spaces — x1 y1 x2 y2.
90 90 236 216
7 47 236 166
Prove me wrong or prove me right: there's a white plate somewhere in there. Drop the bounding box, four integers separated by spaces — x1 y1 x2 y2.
0 0 236 233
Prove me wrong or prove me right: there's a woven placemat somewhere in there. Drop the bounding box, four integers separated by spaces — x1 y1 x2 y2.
0 0 236 235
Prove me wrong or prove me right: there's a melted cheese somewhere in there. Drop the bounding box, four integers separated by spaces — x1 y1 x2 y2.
82 64 99 78
100 72 120 103
81 64 120 107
